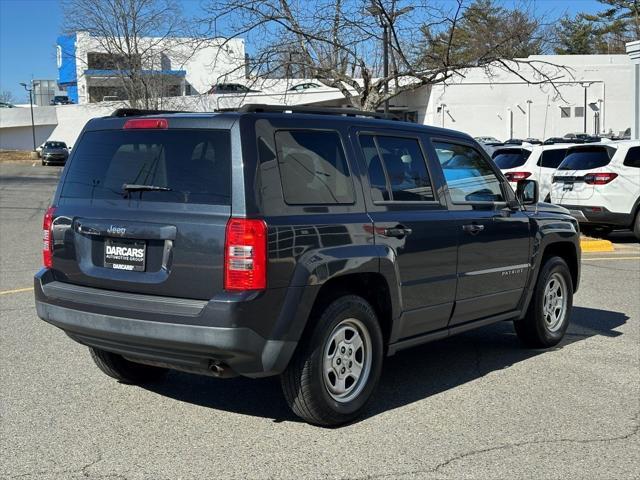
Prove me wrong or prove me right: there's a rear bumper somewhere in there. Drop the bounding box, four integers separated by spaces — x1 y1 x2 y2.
561 205 632 228
34 269 304 378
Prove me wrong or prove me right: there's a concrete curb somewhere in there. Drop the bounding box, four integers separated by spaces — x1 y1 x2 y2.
580 239 615 253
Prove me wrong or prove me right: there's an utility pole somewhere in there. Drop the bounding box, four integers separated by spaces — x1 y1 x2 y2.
383 24 389 114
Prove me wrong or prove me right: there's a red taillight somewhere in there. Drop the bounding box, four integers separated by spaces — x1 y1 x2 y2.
505 171 532 182
123 118 168 129
43 206 56 268
584 172 618 185
224 218 267 291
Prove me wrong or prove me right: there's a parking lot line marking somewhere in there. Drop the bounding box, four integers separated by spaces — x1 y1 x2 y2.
582 256 640 261
0 287 34 296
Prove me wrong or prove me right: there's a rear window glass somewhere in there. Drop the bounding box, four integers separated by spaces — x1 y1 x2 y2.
537 149 568 168
492 149 530 169
275 130 354 205
558 147 612 170
60 129 231 204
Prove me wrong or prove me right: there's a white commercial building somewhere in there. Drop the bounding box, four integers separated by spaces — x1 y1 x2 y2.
400 54 634 141
56 32 246 104
2 51 637 150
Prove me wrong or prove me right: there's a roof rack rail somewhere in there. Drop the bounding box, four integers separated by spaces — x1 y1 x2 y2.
238 104 400 121
110 108 189 118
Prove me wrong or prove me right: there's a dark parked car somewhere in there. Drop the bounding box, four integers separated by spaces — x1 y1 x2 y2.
40 141 69 165
35 105 581 426
50 96 73 105
207 83 260 94
288 82 321 91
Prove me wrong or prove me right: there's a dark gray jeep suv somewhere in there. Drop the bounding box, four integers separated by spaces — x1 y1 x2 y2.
35 105 581 426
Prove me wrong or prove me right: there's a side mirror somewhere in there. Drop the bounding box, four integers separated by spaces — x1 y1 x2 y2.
516 179 539 205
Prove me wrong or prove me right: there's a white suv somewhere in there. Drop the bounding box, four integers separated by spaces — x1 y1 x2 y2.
550 141 640 239
493 144 577 202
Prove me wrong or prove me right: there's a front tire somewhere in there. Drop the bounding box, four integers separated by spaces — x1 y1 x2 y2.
515 256 573 348
581 225 612 238
281 295 383 427
89 347 168 384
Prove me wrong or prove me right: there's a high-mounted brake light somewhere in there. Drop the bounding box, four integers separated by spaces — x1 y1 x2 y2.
43 206 56 268
224 218 267 291
505 171 532 182
123 118 168 129
584 172 618 185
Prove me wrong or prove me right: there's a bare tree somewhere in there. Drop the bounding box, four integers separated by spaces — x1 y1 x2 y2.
62 0 204 108
206 0 566 111
0 90 15 104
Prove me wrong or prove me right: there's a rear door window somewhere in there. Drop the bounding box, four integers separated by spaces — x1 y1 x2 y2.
60 129 231 204
275 130 354 205
558 147 613 170
359 134 434 202
492 149 530 169
537 149 568 168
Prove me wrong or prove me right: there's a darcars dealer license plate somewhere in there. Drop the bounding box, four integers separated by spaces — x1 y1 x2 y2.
104 238 146 271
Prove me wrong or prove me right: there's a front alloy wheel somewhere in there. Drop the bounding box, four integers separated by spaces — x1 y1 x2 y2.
514 256 573 348
542 273 568 333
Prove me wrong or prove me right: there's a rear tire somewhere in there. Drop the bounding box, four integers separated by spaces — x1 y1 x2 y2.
89 347 168 384
514 256 573 348
633 211 640 241
281 295 383 427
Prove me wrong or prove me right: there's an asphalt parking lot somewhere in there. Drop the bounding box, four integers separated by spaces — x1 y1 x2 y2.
1 162 639 480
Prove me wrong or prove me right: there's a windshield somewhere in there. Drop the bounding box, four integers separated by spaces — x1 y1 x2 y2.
45 142 66 148
558 147 612 170
492 149 530 169
60 129 231 205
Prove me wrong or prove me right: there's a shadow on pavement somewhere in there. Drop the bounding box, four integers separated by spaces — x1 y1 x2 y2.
140 306 628 424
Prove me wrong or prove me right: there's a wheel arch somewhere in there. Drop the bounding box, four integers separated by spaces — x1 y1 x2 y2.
302 272 396 349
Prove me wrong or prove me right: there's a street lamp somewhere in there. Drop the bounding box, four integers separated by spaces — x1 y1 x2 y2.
366 4 414 114
20 81 39 152
580 82 592 134
526 100 533 138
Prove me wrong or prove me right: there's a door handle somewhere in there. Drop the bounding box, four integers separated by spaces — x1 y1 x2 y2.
382 226 413 238
462 223 485 235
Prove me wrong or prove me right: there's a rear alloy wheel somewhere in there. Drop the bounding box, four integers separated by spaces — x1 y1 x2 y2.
514 256 573 348
281 295 383 427
89 347 168 384
322 318 372 403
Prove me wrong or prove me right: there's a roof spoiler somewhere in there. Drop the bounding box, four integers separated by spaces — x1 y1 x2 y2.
110 108 189 118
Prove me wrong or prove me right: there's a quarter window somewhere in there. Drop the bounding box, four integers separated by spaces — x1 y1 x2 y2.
275 130 354 205
433 141 505 203
359 135 434 202
537 149 568 168
623 146 640 168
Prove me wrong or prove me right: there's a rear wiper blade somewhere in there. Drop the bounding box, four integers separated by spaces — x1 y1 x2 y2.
122 183 172 192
